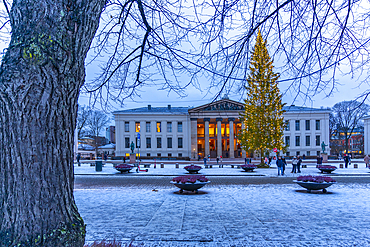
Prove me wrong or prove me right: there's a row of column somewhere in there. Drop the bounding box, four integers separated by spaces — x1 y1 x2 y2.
192 117 242 158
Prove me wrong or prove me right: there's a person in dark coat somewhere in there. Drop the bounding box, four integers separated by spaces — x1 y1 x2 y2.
297 155 302 173
76 153 81 166
317 156 323 165
276 156 285 176
282 157 287 174
344 154 349 168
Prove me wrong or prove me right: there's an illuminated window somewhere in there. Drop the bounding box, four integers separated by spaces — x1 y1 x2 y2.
135 122 140 132
156 122 161 132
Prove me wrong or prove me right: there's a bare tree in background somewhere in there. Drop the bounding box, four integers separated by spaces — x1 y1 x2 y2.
86 110 110 159
77 105 92 139
330 100 370 154
1 0 370 245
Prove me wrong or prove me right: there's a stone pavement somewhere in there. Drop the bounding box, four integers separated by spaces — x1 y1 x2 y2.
75 174 370 246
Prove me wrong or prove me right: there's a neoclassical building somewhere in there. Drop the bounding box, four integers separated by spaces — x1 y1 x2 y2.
113 98 330 159
364 116 370 155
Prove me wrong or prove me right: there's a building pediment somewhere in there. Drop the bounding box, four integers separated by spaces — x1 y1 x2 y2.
188 99 244 113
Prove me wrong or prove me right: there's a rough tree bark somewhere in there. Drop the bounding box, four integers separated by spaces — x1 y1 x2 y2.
0 0 105 246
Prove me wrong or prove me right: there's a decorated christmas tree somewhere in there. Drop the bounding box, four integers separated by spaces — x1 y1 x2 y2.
239 30 286 163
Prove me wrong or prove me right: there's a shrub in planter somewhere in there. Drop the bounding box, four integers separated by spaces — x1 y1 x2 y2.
172 175 209 183
114 164 134 173
297 175 336 183
316 165 337 173
295 175 336 193
184 165 202 173
84 240 139 247
240 164 257 171
171 175 210 193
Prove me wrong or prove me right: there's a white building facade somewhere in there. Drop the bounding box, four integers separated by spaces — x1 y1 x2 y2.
363 116 370 155
114 105 191 158
114 99 330 159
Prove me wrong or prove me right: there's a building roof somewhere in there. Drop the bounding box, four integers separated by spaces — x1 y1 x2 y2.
283 105 331 113
99 143 116 149
113 102 330 115
113 105 190 114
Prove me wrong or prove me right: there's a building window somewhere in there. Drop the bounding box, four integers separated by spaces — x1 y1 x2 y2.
135 122 140 132
156 122 161 132
125 137 130 148
286 152 290 156
168 153 172 157
146 122 151 132
167 122 172 132
316 135 320 146
157 153 161 157
284 120 290 131
178 153 182 157
178 122 183 132
295 120 300 131
125 122 129 132
316 120 320 130
317 151 320 156
146 137 151 148
295 136 300 146
305 120 310 130
307 151 310 156
306 136 310 146
167 137 172 148
285 136 290 146
178 137 183 148
147 153 151 157
296 151 300 156
157 137 162 148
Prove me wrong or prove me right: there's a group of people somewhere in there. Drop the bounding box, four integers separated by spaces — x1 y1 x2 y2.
275 155 302 176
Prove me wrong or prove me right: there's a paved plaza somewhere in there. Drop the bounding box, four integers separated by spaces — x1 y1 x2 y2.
74 160 370 246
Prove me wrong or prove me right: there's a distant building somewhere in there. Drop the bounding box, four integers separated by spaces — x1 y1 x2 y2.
106 126 116 144
113 99 330 159
330 127 364 155
364 116 370 155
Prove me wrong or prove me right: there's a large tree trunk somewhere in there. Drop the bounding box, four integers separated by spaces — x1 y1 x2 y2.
0 0 105 246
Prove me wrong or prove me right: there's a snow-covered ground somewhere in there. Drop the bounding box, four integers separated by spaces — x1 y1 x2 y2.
75 183 370 246
74 160 370 246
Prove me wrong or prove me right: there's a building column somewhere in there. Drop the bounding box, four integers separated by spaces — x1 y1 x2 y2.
190 118 198 159
241 121 246 158
216 118 223 158
229 118 235 158
204 118 210 157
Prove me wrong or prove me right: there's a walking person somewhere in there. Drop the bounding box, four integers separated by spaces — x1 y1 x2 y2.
344 154 349 168
268 157 272 167
276 156 284 176
296 155 302 173
76 153 81 166
291 156 298 173
364 154 369 168
203 157 207 166
282 156 287 174
317 155 323 165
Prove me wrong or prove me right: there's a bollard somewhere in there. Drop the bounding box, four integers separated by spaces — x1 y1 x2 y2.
176 163 179 168
354 164 358 168
161 163 164 168
95 158 102 172
302 164 307 168
340 164 344 168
